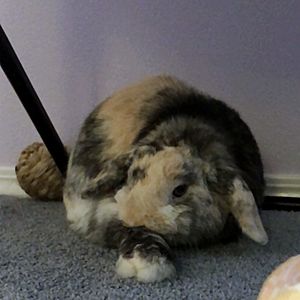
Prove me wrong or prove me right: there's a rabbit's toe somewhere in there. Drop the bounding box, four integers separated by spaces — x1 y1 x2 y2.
116 251 175 282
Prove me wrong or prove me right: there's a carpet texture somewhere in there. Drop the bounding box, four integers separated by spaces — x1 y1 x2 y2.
0 196 299 300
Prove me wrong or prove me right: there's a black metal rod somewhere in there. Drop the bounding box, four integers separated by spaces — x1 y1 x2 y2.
0 25 68 176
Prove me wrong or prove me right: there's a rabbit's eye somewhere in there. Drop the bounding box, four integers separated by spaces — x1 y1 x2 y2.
172 184 188 197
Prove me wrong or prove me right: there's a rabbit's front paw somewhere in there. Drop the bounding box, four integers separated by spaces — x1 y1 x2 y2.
116 251 175 282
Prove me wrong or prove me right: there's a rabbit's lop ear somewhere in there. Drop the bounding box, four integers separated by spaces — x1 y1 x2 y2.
81 156 129 199
229 178 268 245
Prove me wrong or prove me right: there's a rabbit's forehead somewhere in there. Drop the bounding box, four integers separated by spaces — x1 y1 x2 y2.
130 147 187 182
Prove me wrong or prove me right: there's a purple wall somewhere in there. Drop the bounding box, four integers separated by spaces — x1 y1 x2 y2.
1 1 300 175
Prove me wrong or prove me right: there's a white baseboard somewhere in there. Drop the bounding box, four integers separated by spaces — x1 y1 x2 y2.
0 167 299 198
265 174 300 198
0 167 28 197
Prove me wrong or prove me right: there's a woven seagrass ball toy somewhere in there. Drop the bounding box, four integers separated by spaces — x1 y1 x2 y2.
15 142 66 201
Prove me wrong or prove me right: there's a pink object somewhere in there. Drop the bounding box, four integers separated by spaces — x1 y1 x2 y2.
258 255 300 300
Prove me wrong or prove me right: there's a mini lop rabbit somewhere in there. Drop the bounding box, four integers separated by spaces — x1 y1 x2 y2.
64 75 268 282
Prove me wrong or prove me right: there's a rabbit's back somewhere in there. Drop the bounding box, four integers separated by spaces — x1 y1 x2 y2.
88 75 187 158
68 74 264 203
65 75 187 196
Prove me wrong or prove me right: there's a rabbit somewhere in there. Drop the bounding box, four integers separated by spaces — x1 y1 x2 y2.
63 75 268 282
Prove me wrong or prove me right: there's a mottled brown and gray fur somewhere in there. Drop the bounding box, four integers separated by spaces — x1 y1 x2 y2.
64 75 268 282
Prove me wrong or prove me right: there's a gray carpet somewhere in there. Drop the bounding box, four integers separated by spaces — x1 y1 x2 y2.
0 196 299 300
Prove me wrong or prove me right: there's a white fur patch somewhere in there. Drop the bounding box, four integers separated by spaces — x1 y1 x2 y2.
95 198 118 225
64 196 118 237
64 196 94 233
116 252 176 283
114 186 129 203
